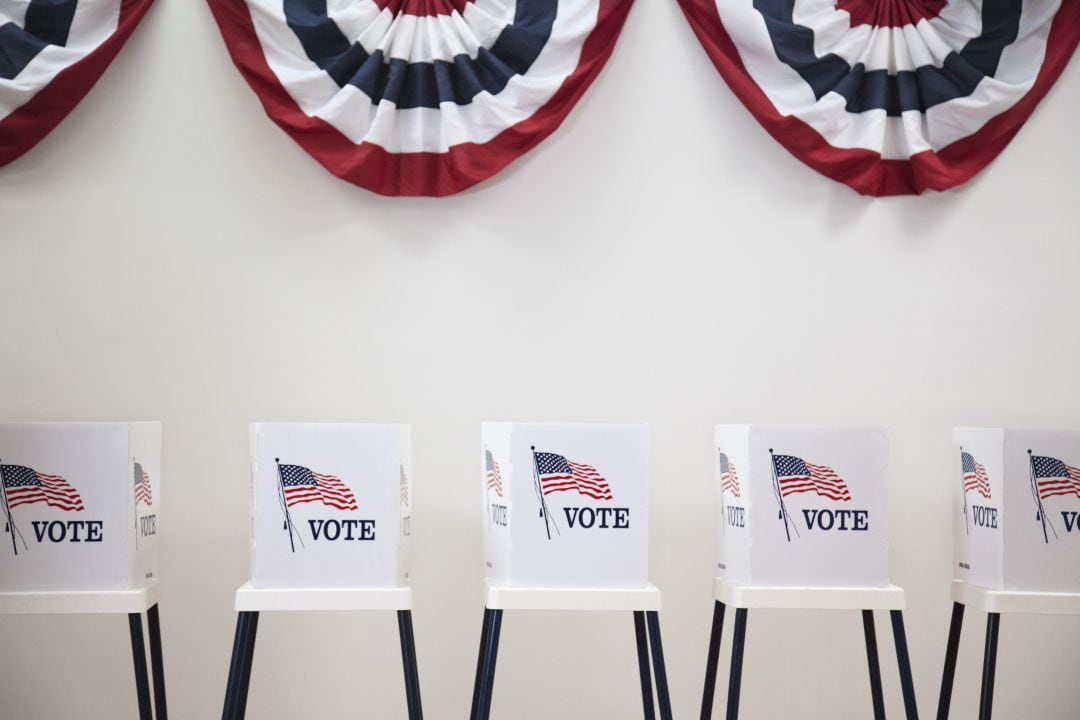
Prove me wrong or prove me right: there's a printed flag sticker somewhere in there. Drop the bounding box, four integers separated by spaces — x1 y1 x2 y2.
1 463 85 556
1028 451 1080 544
770 450 853 542
959 449 991 535
275 459 359 552
531 447 614 540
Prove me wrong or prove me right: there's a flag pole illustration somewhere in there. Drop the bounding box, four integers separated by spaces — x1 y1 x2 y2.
484 448 491 531
769 449 793 542
1028 450 1052 544
275 458 298 553
960 449 992 536
1026 450 1079 544
276 460 358 550
133 457 139 550
483 448 496 531
960 447 970 536
530 447 554 540
1 462 82 555
718 449 726 537
132 459 153 550
0 459 20 556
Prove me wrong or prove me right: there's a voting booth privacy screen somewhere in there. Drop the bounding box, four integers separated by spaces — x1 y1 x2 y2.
250 423 412 589
953 428 1080 594
481 422 648 589
0 422 161 593
714 425 890 588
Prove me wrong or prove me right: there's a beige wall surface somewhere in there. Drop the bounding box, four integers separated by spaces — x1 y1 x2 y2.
2 0 1079 717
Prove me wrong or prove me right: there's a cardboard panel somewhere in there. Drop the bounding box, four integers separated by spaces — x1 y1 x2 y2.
717 425 890 588
250 423 411 589
482 423 648 589
0 422 160 592
952 428 1080 593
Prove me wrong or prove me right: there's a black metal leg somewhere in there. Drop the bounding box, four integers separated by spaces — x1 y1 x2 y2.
128 613 153 720
234 612 259 719
936 602 965 720
890 610 919 720
147 604 168 720
397 610 424 720
977 613 1000 720
222 612 259 720
701 601 726 720
862 610 886 720
222 613 246 720
633 611 656 720
469 607 493 720
725 609 748 720
645 611 673 720
474 608 503 720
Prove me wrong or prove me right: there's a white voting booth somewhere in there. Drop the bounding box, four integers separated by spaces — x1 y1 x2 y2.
472 423 672 720
702 426 916 720
937 429 1080 720
222 423 421 720
0 422 167 720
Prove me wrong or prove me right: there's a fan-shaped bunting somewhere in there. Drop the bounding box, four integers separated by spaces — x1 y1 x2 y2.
0 0 154 166
677 0 1080 195
208 0 634 196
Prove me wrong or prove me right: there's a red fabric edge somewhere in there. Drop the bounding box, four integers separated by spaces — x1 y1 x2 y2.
675 0 1080 196
206 0 634 196
0 0 156 167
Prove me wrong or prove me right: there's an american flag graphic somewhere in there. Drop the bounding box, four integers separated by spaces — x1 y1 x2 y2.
1030 455 1080 500
719 453 740 498
1 465 85 511
961 452 991 499
534 451 613 501
485 449 504 497
399 464 409 507
279 464 358 510
772 454 852 502
134 461 153 507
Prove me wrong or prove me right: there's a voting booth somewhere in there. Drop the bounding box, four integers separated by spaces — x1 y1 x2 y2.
701 426 916 720
472 423 672 720
0 422 167 720
952 428 1080 594
222 423 421 720
249 422 412 589
714 425 889 588
481 422 648 589
936 428 1080 720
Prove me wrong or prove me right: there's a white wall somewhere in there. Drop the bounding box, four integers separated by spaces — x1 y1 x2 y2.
2 0 1079 716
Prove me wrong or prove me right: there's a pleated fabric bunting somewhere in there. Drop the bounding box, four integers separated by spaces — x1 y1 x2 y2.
0 0 155 166
677 0 1080 195
208 0 634 196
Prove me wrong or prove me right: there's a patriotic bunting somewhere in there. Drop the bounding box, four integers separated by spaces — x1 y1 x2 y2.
676 0 1080 195
208 0 634 196
0 0 154 166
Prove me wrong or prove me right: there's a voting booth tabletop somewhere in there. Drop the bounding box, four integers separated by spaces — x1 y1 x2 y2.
936 580 1080 720
0 579 168 719
470 582 671 720
221 583 421 720
699 579 917 720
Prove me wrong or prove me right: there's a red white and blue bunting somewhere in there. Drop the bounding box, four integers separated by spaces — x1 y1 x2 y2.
677 0 1080 195
0 0 154 166
209 0 634 196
